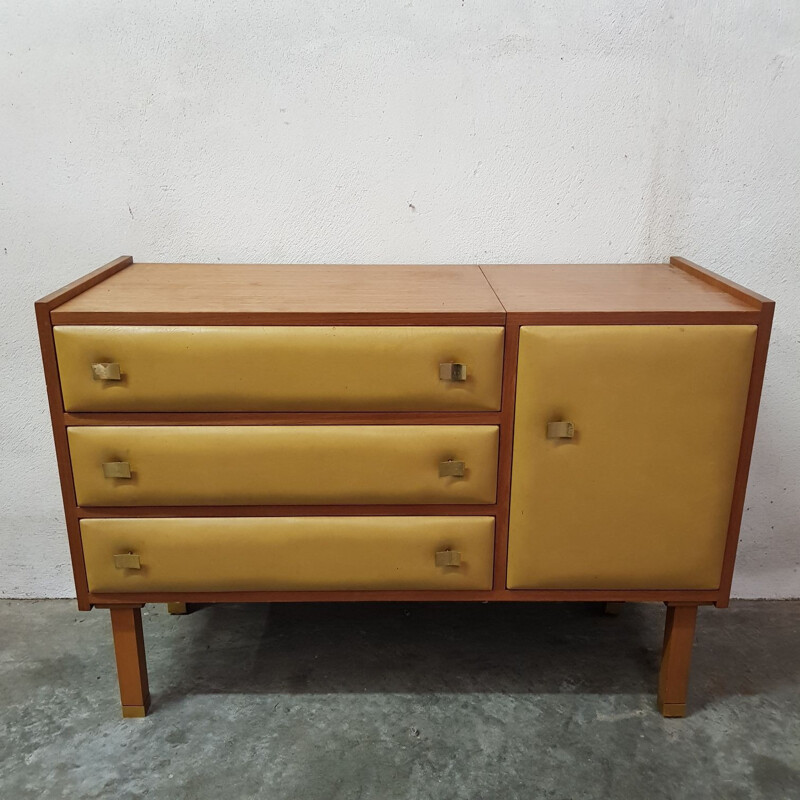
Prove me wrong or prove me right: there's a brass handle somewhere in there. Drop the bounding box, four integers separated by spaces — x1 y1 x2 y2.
439 362 467 382
113 553 141 570
91 362 121 381
546 421 575 439
435 550 461 567
103 461 132 479
439 459 465 478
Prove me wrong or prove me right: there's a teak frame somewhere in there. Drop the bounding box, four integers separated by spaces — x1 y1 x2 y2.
36 256 774 717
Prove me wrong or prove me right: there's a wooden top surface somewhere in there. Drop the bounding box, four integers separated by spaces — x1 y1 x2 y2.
480 263 758 314
53 263 504 321
49 259 763 323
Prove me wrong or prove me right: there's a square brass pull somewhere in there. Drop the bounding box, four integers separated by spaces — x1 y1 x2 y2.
113 553 141 570
103 461 132 479
435 550 461 567
439 459 465 478
91 362 121 381
546 421 575 439
439 362 467 382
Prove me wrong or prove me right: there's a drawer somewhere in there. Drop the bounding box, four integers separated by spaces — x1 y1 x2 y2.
54 326 504 412
68 425 499 506
80 516 496 592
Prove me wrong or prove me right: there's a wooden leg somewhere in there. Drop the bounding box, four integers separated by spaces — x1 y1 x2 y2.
657 603 698 718
604 602 624 616
110 607 150 718
167 602 189 615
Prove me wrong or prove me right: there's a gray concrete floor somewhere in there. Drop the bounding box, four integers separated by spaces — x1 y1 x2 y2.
1 600 798 800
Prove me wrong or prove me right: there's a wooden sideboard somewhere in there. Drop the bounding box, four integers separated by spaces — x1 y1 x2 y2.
36 257 773 718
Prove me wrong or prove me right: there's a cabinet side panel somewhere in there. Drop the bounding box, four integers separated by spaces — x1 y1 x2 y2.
35 305 90 607
717 304 774 604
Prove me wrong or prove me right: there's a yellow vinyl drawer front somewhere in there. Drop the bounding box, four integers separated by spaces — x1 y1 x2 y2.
53 326 504 412
68 425 499 506
507 325 757 590
81 516 496 592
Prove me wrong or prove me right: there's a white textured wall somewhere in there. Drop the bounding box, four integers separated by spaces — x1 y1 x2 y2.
1 1 798 598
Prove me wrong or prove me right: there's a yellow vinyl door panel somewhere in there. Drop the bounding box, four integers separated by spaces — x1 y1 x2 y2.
68 425 499 506
81 516 496 592
54 326 504 412
507 325 756 590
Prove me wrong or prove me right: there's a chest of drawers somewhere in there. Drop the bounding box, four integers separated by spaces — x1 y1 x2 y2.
36 257 773 718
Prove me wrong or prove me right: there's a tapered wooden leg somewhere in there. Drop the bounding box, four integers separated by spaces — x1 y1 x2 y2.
657 604 698 718
167 602 189 615
110 607 150 718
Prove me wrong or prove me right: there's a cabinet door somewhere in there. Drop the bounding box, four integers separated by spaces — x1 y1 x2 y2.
507 326 756 590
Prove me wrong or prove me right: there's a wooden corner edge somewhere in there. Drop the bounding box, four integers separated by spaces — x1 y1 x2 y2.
669 255 773 308
35 255 134 310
